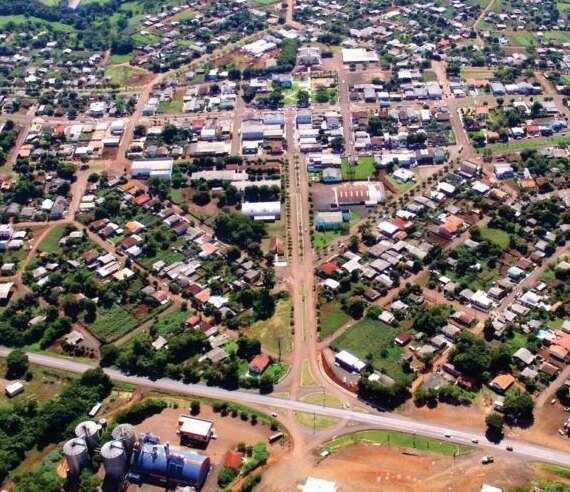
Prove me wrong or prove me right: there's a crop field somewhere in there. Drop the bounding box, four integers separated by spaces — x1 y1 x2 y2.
87 304 139 343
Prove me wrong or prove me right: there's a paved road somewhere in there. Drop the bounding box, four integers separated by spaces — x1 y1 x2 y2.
2 347 568 467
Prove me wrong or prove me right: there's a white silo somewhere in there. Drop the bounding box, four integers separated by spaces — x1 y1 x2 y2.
101 440 127 480
75 420 101 452
63 437 89 476
112 423 136 453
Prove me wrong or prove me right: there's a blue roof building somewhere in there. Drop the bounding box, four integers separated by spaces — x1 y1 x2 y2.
130 443 210 490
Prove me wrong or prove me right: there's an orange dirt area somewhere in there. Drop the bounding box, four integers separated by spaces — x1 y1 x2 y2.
298 443 531 492
130 74 156 86
514 402 570 453
129 406 288 492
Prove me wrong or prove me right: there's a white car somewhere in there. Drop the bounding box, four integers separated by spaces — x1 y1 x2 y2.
444 432 451 438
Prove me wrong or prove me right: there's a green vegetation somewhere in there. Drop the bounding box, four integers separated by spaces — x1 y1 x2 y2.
153 308 189 335
300 391 342 408
301 359 317 386
263 362 289 382
294 412 340 429
312 229 345 249
478 225 511 249
319 301 349 337
109 53 133 64
157 99 184 114
504 31 535 47
0 15 76 32
246 299 292 353
104 65 148 86
537 464 570 480
477 136 570 154
321 430 472 456
38 225 68 254
544 30 570 43
459 67 495 80
249 0 281 4
384 172 415 194
422 70 437 82
88 304 139 343
332 319 413 386
341 156 377 180
169 187 186 206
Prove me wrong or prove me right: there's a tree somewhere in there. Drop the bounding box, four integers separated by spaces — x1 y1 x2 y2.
190 400 200 415
348 234 359 252
192 190 211 206
346 297 366 319
237 335 261 360
503 388 534 422
330 135 345 152
297 89 310 106
78 470 102 492
217 467 238 487
485 412 504 435
6 349 28 379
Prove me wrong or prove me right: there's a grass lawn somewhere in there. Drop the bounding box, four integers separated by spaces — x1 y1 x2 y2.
294 412 340 429
105 65 148 86
312 229 344 249
478 225 510 249
558 2 570 15
246 299 292 354
544 31 570 43
504 331 528 351
477 135 570 154
39 0 59 5
341 156 377 180
460 66 495 80
153 308 189 335
0 360 76 406
332 319 414 386
535 463 570 480
174 11 195 21
139 250 185 269
87 304 139 343
132 33 160 46
301 359 317 386
301 391 343 408
504 31 536 47
158 99 183 113
422 70 437 82
249 0 280 4
169 187 186 206
319 301 349 338
263 362 289 383
109 53 133 64
0 15 76 32
384 172 415 194
281 82 301 105
321 430 472 456
38 225 68 253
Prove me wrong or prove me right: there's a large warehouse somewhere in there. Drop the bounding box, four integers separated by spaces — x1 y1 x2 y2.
131 159 173 180
129 442 210 489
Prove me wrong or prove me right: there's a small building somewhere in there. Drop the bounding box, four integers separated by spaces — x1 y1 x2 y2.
315 211 348 230
5 381 24 398
177 415 214 444
249 353 270 376
494 163 514 180
334 350 366 373
489 374 515 394
131 159 173 180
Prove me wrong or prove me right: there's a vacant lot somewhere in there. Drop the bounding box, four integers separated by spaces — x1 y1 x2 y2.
332 319 413 385
319 301 349 338
504 31 536 47
478 225 510 249
460 66 495 80
38 225 69 253
246 299 292 354
341 156 376 180
105 65 149 86
478 135 570 154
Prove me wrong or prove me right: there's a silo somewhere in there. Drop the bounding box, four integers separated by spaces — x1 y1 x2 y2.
75 420 101 452
112 423 136 453
63 437 89 476
101 440 127 480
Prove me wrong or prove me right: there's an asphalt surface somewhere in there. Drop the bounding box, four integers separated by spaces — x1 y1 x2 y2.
2 347 569 467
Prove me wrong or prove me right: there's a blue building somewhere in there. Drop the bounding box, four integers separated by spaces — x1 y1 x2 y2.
315 210 349 230
321 167 342 183
272 74 293 89
129 443 210 490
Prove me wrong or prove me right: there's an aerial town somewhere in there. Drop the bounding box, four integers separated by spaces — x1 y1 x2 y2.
0 0 570 491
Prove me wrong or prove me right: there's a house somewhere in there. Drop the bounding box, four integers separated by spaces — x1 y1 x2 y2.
395 332 411 346
249 353 270 376
5 381 24 398
513 347 535 366
489 374 515 394
272 74 292 89
494 163 515 179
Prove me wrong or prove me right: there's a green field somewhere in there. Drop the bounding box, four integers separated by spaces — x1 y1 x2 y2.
169 188 186 205
422 70 437 82
301 359 317 386
504 31 536 47
332 319 413 386
246 299 292 354
109 53 133 64
104 65 148 86
319 301 350 338
321 430 473 456
88 304 139 343
459 67 495 80
384 172 415 194
341 156 377 180
153 308 189 335
544 30 570 43
249 0 281 5
477 135 570 154
0 15 76 32
132 33 160 46
558 2 570 15
157 99 183 114
263 362 289 383
478 225 510 249
294 412 340 429
38 225 69 254
312 229 344 249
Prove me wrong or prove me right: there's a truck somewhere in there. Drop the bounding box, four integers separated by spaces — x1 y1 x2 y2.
481 456 494 464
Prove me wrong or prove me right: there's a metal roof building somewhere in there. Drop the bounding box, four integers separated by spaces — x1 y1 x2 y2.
130 443 210 489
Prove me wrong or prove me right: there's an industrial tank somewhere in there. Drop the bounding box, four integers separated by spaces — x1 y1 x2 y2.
112 423 136 453
74 420 101 452
63 437 89 476
101 440 127 480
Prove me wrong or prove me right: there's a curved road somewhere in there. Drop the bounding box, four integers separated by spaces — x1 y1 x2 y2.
2 347 569 468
